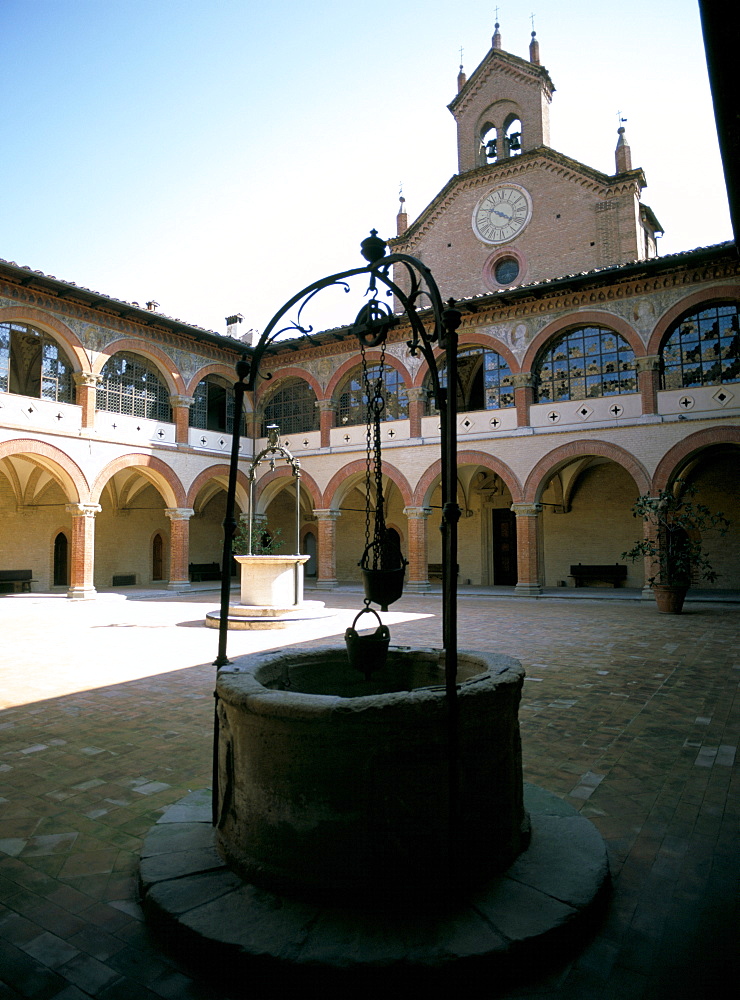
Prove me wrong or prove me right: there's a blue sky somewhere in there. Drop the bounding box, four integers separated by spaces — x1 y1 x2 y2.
1 1 731 336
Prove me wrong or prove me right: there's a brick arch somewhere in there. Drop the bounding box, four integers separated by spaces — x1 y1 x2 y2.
0 307 89 371
523 440 650 504
92 338 186 395
412 451 524 507
325 351 413 399
522 310 643 373
647 284 740 354
322 459 412 509
652 426 740 492
255 366 323 404
186 464 250 512
254 465 322 513
0 439 89 503
91 454 186 507
412 337 520 389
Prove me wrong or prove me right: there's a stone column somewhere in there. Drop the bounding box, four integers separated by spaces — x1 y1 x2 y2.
512 373 535 428
406 387 427 439
73 372 101 429
404 506 432 591
317 399 336 449
634 355 661 416
511 503 543 596
65 503 101 599
170 395 194 445
165 508 194 590
314 509 340 588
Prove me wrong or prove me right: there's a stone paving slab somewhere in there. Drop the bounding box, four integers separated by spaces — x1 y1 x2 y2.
0 588 738 998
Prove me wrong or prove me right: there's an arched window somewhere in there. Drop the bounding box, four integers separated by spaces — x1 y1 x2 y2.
337 365 408 426
535 326 636 403
480 122 498 163
190 375 238 432
96 352 172 421
261 378 319 436
662 302 740 389
427 346 514 413
0 322 75 403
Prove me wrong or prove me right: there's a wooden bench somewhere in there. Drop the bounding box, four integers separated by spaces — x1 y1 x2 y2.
189 562 221 582
428 563 459 581
0 569 34 593
569 563 627 588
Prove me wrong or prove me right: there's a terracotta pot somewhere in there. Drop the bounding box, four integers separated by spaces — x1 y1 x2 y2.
653 583 689 614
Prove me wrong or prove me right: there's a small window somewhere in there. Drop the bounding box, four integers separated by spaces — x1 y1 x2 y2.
494 257 520 285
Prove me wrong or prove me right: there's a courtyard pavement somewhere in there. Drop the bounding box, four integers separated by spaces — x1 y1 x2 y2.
0 586 737 999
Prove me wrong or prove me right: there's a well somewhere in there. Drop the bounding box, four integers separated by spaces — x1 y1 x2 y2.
214 645 529 902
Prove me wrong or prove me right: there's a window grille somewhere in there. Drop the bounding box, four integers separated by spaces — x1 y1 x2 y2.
338 365 408 426
662 302 740 389
535 326 636 403
262 378 318 435
427 347 514 413
96 352 172 422
0 322 74 402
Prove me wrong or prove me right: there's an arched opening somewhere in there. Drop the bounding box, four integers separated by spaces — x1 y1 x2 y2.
535 326 637 402
337 365 408 426
53 532 69 586
661 301 740 388
190 375 240 433
0 322 75 402
261 377 319 436
96 352 172 421
503 116 522 157
426 346 515 413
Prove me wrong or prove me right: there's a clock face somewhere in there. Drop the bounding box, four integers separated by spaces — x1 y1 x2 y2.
473 185 532 244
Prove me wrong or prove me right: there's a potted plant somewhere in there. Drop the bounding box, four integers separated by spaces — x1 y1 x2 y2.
622 481 730 613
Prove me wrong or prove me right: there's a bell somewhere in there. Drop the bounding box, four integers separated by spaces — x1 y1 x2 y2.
345 607 390 680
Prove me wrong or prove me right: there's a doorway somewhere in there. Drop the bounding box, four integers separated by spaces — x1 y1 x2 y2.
491 509 517 585
53 532 69 586
152 533 164 580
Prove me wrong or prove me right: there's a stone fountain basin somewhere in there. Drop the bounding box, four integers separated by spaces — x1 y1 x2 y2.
214 646 529 902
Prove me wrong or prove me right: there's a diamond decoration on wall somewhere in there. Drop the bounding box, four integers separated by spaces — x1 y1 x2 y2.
577 404 593 420
713 388 733 406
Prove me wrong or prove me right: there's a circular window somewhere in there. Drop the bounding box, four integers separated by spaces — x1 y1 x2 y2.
494 257 519 284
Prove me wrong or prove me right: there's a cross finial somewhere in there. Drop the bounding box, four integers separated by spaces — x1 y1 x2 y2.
530 12 535 31
459 44 464 68
494 6 500 22
617 110 627 126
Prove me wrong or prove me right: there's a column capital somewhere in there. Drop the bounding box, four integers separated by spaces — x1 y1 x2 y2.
406 386 428 404
313 508 341 521
65 503 101 517
403 506 432 519
164 507 194 521
512 373 535 389
169 394 195 408
316 399 336 413
634 354 661 373
510 502 542 518
73 371 102 388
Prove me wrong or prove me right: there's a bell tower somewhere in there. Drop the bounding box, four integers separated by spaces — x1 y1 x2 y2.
449 23 554 174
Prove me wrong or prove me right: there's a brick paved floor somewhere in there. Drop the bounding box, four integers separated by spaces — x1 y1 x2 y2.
0 588 737 999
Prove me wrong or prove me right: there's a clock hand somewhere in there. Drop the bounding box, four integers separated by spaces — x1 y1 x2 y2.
491 208 513 220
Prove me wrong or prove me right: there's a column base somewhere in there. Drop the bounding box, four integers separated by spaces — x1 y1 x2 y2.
66 586 97 600
406 581 432 593
167 580 191 591
514 583 543 597
317 578 338 589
